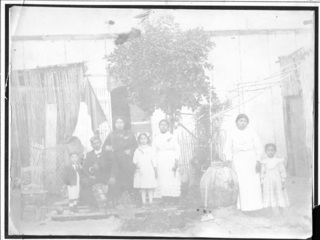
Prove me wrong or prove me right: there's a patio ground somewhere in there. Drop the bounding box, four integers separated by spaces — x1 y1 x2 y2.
11 176 312 238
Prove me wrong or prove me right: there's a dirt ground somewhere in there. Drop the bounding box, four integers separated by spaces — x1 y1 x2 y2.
11 176 312 238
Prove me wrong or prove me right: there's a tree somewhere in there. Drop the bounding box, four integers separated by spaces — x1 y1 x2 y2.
192 97 230 174
107 14 215 129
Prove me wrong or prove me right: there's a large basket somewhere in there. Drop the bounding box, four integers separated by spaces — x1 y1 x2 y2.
200 161 239 209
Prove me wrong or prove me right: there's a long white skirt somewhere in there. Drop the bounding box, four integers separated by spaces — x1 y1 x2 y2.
154 150 181 198
232 151 263 211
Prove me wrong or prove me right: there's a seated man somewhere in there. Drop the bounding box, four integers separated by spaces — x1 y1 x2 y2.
80 135 117 211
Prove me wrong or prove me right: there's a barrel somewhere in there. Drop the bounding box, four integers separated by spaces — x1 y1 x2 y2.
200 161 239 209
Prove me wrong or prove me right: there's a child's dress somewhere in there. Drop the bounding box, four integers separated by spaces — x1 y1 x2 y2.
260 157 289 208
133 146 157 189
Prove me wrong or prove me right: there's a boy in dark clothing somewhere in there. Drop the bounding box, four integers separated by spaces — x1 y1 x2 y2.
64 152 81 214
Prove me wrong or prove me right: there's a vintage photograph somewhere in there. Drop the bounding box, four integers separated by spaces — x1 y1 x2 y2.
6 3 314 238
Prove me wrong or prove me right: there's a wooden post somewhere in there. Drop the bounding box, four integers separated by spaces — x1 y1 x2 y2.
45 104 57 192
205 183 208 209
45 104 57 147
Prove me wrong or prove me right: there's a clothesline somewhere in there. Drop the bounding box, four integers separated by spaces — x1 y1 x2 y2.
210 63 304 120
210 85 272 120
230 59 303 87
226 67 297 103
227 66 299 95
225 59 303 96
227 82 276 101
194 64 297 122
243 86 273 92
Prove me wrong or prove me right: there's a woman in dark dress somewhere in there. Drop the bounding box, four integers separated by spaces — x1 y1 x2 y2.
103 116 138 205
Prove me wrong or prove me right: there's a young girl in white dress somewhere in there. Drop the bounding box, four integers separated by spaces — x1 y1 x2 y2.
133 133 157 206
260 143 289 215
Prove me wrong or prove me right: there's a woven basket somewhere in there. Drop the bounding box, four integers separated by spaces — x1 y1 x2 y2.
200 161 239 209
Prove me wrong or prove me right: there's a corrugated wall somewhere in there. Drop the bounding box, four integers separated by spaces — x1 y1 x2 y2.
10 29 313 183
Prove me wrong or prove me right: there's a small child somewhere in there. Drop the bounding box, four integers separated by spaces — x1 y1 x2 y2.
64 152 81 214
133 133 157 206
260 143 289 215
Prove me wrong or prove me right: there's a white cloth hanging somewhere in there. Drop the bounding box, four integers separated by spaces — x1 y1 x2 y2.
72 102 95 153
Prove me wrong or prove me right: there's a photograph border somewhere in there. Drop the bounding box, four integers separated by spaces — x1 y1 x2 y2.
2 1 318 239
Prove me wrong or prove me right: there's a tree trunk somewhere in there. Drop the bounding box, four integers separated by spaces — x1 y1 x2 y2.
167 113 175 134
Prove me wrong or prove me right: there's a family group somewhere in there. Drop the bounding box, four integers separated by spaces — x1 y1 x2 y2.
224 114 290 216
64 113 290 216
63 117 181 213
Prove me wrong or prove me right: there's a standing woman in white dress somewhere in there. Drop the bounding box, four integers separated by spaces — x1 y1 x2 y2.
223 114 263 214
153 119 181 204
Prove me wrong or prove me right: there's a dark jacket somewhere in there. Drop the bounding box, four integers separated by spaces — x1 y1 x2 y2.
102 130 138 158
64 164 80 186
82 149 117 185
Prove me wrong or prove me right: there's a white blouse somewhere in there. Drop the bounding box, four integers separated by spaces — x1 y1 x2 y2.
223 126 262 161
152 132 180 160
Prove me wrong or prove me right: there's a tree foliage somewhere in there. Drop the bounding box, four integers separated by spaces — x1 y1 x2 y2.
107 15 215 116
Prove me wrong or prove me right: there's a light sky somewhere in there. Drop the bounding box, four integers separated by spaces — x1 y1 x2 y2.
10 7 313 36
